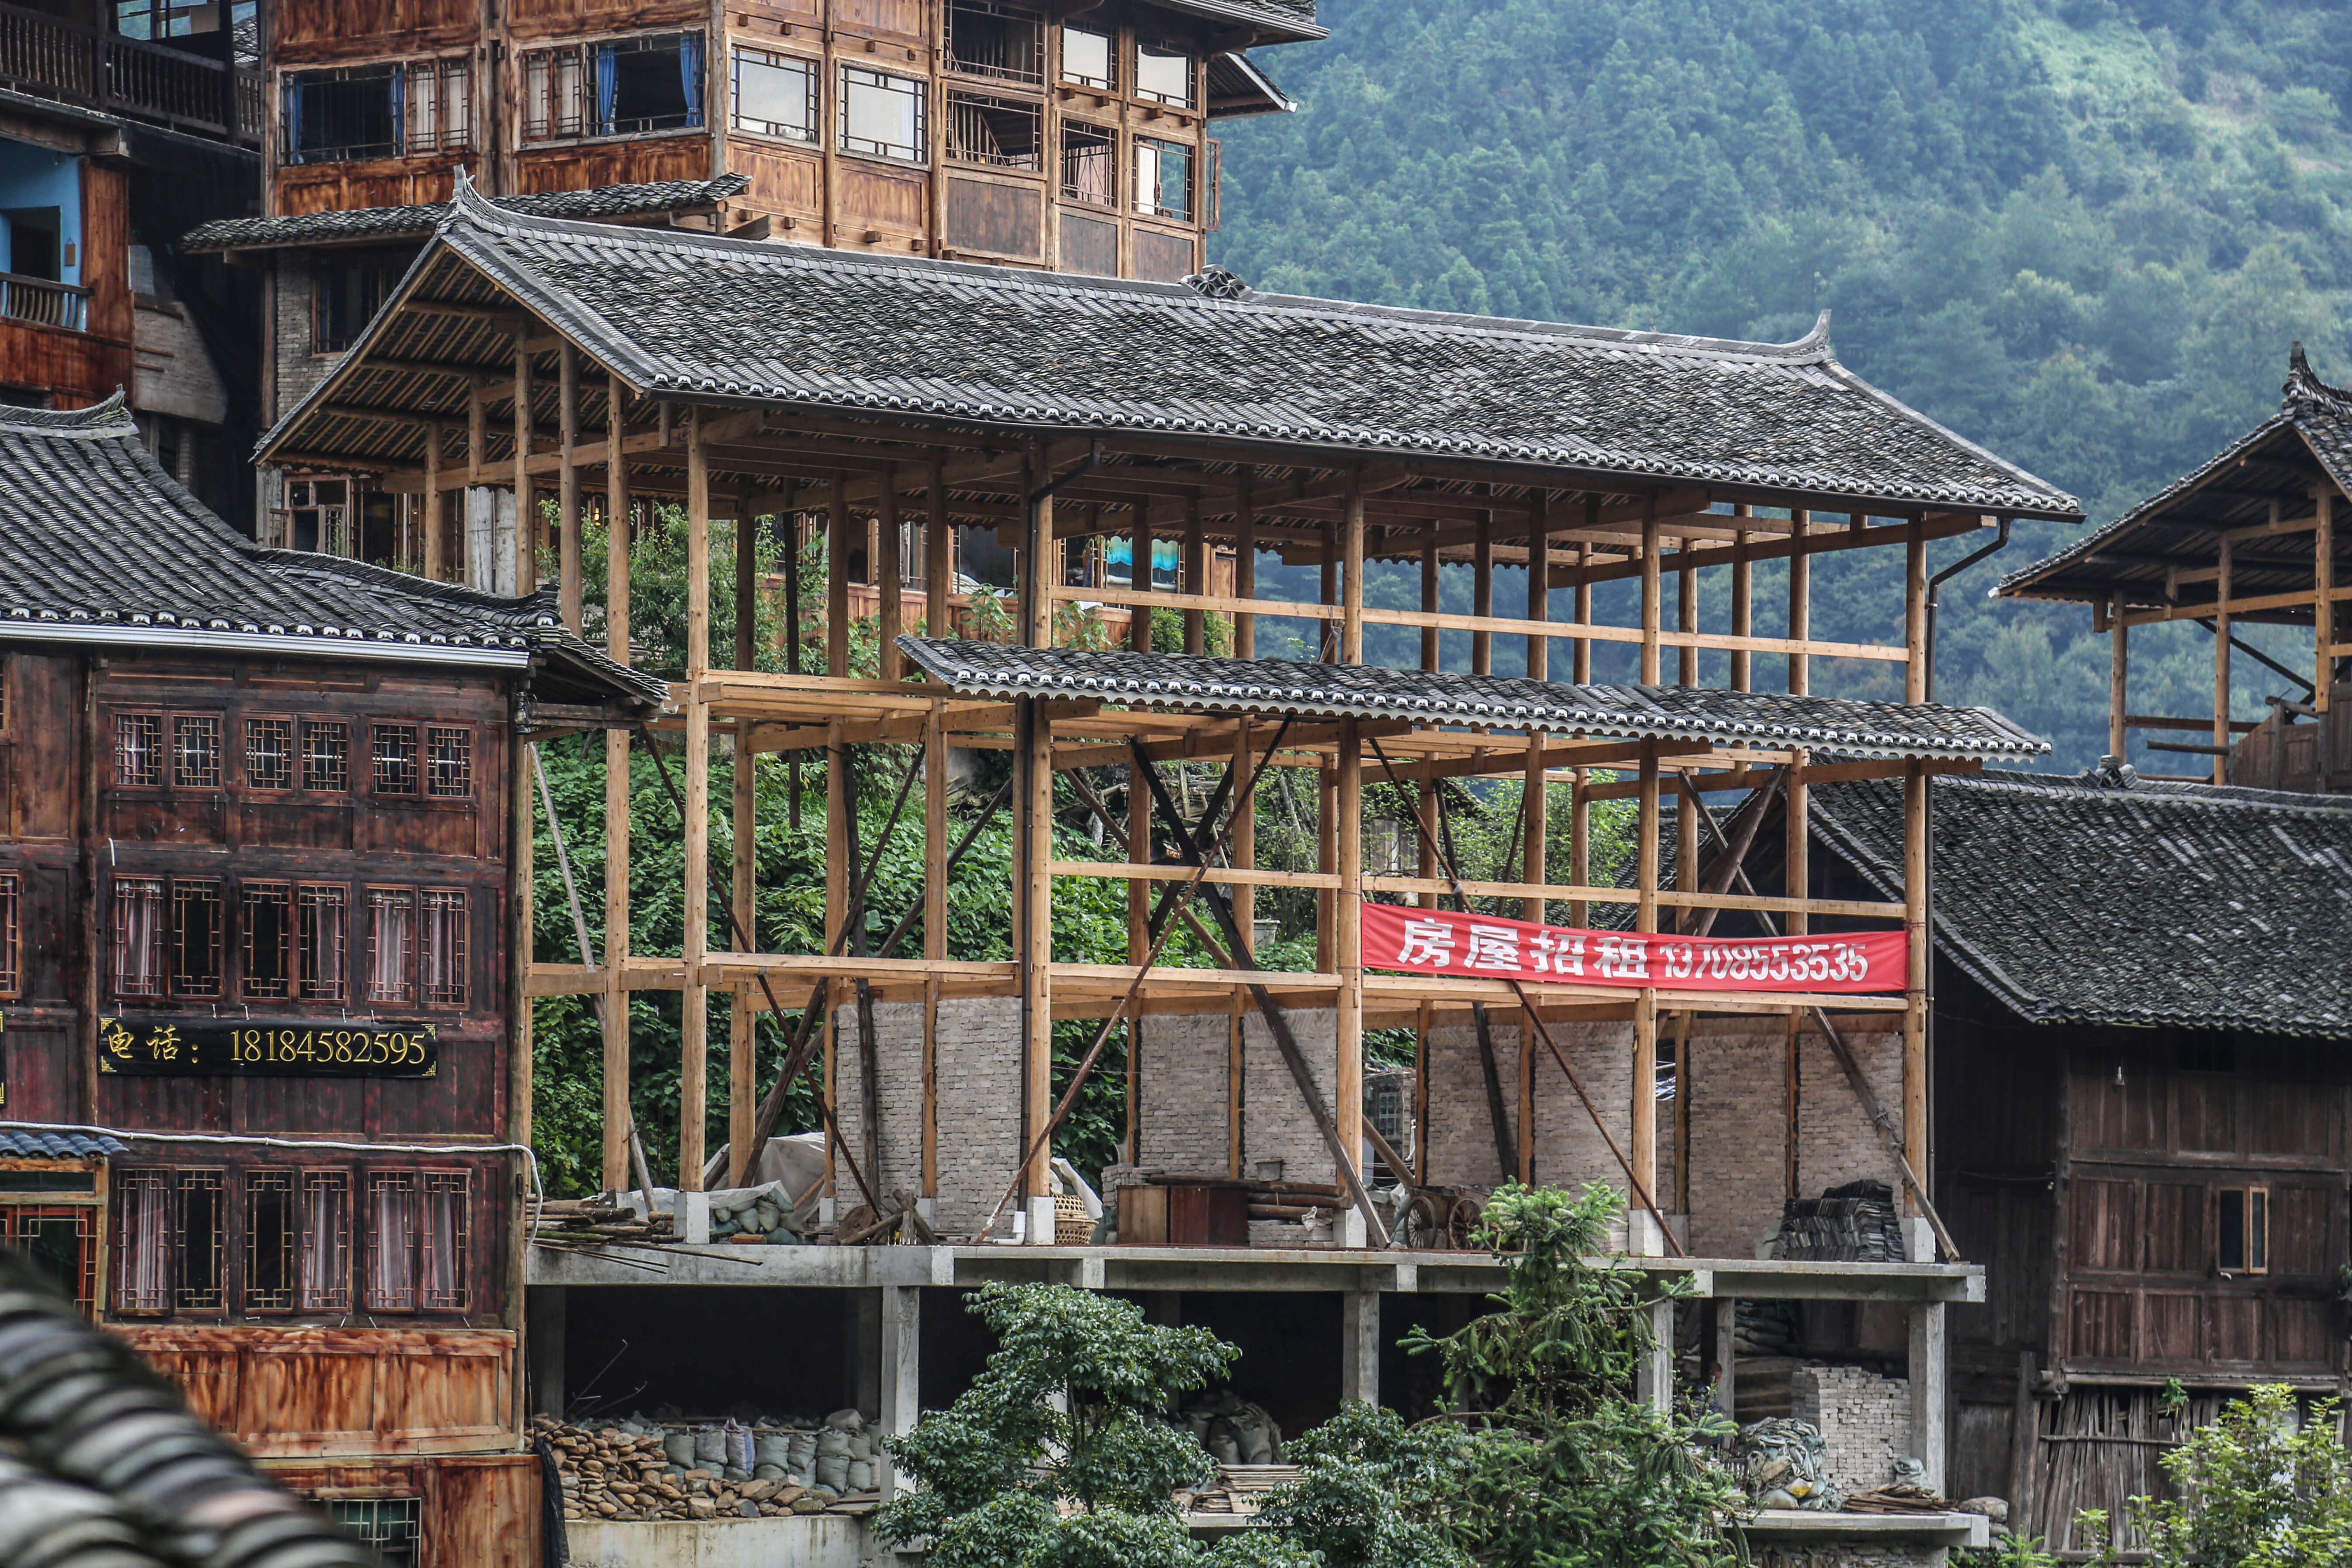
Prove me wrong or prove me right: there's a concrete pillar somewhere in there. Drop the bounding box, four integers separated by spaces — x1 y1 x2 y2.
1341 1290 1380 1406
1909 1301 1948 1492
1713 1297 1738 1419
878 1286 922 1499
850 1289 881 1424
527 1285 566 1418
1636 1299 1674 1414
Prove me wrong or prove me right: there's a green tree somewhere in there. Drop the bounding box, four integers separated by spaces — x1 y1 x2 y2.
874 1284 1234 1568
2081 1385 2352 1568
1406 1181 1748 1568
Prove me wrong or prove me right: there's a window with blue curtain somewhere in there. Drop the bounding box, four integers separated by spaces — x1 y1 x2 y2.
387 62 405 155
282 76 305 162
678 34 703 129
594 45 619 137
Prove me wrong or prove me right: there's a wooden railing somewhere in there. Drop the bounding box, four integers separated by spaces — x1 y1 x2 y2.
0 270 87 331
0 2 259 144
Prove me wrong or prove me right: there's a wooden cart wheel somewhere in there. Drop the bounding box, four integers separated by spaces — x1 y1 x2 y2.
1446 1194 1485 1251
1400 1193 1443 1250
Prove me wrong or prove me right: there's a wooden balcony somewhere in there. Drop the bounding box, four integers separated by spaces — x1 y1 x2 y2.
0 269 86 331
0 1 260 144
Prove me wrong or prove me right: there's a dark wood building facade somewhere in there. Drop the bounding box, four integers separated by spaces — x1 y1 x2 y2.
0 395 658 1566
1813 768 2352 1555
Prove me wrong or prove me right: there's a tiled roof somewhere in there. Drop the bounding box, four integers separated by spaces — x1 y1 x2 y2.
0 1130 124 1157
1207 51 1295 115
2000 345 2349 602
266 177 2080 518
1157 0 1324 40
178 174 751 254
1811 769 2352 1035
897 638 2051 762
0 397 663 705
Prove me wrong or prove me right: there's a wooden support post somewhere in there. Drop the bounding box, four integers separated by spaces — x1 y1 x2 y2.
1903 760 1928 1224
1320 516 1338 661
467 376 485 490
2108 592 2128 760
1632 742 1660 1249
1184 492 1206 654
1678 535 1699 688
1127 758 1150 964
1417 764 1438 915
1526 491 1552 680
1471 509 1493 675
727 492 757 1186
926 455 951 640
513 336 534 594
2215 525 2240 785
1906 518 1928 705
827 472 850 678
2318 491 2336 715
1132 484 1152 652
1335 719 1365 1247
878 475 902 681
1523 497 1549 925
1019 697 1055 1241
1571 519 1594 927
1233 715 1255 959
511 711 534 1155
1789 512 1812 697
1639 493 1661 686
1341 471 1365 665
824 720 848 1202
601 384 632 1195
1575 503 1597 683
558 342 581 631
1516 998 1536 1183
922 696 946 1201
680 409 711 1192
1730 505 1752 692
422 423 444 582
1317 761 1337 974
1233 469 1257 660
1419 534 1440 672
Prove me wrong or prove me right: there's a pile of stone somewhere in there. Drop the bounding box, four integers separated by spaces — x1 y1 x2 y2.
1775 1181 1903 1262
535 1409 882 1523
1174 1391 1282 1464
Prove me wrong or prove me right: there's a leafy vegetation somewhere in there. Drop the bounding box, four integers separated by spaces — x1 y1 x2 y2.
1216 0 2352 768
2078 1385 2352 1568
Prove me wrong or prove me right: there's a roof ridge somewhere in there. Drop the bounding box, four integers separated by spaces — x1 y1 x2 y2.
2284 341 2352 419
0 389 135 439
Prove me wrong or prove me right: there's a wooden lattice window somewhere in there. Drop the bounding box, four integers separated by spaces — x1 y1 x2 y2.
298 884 347 1002
947 0 1044 84
0 871 22 998
244 1168 297 1312
325 1499 421 1568
426 727 472 797
366 888 414 1004
1061 121 1115 206
1133 40 1195 107
1060 23 1113 90
420 1171 469 1311
373 724 419 795
365 1170 417 1311
301 720 349 792
112 877 166 997
421 890 467 1007
2219 1186 2270 1274
173 1169 224 1312
242 881 292 999
115 713 161 787
113 1168 170 1313
3 1202 98 1317
245 718 293 790
172 715 221 789
300 1169 352 1312
171 879 221 998
946 90 1042 169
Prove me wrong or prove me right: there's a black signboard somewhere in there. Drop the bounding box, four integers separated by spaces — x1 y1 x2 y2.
96 1017 439 1078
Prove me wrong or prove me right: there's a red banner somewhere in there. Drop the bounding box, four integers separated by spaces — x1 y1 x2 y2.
1360 901 1906 994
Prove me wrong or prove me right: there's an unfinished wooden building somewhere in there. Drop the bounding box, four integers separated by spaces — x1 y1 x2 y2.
243 178 2092 1559
0 394 663 1566
1810 767 2352 1556
1999 344 2350 792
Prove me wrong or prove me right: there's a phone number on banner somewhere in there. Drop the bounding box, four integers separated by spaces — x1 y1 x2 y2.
1358 901 1905 994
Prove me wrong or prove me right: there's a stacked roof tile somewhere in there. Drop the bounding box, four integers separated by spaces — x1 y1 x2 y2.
1811 769 2352 1035
179 174 751 254
0 1130 124 1158
0 396 663 705
896 638 2051 761
267 178 2082 518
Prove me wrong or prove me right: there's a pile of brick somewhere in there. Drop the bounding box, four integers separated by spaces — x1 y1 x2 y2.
535 1414 883 1523
1789 1363 1911 1497
1178 1465 1301 1516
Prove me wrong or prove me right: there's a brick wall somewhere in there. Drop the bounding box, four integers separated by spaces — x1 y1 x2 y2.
1791 1362 1911 1496
1135 1012 1231 1174
830 995 1022 1239
270 251 337 419
1797 1024 1903 1202
1423 1018 1519 1188
1686 1018 1791 1258
1241 1007 1336 1244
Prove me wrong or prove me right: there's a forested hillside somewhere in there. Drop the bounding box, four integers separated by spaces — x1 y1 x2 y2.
1213 0 2352 768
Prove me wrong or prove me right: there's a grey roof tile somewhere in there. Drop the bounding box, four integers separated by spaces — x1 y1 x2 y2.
897 637 2051 762
268 179 2081 518
178 174 751 254
0 396 663 704
0 1130 125 1157
1810 769 2352 1035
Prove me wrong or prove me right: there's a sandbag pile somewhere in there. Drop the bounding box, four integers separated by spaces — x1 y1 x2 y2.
1734 1417 1842 1512
1174 1390 1282 1465
535 1409 881 1523
1734 1299 1799 1355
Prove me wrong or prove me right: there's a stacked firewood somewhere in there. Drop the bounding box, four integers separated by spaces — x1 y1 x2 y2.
535 1415 883 1523
533 1199 674 1247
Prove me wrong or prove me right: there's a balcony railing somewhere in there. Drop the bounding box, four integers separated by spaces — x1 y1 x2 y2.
0 271 89 331
0 2 259 145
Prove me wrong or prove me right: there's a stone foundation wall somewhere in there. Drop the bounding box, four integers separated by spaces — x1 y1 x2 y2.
1753 1547 1944 1568
1792 1362 1911 1496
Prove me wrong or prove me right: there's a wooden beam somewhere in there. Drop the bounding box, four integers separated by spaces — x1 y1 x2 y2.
827 472 850 678
513 333 533 594
601 384 633 1196
681 408 711 1193
878 473 903 682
